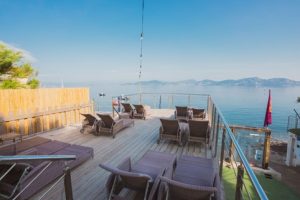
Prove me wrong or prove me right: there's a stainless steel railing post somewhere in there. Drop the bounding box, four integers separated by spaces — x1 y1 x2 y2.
219 128 226 177
64 167 73 200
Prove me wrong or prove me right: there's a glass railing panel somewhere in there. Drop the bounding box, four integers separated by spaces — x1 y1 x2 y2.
210 97 268 200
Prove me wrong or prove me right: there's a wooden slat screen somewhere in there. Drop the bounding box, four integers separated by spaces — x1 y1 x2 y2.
0 88 93 135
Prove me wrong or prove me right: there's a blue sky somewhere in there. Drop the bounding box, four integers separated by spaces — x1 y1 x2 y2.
0 0 299 82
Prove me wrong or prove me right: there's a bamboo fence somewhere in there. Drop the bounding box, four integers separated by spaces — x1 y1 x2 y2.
0 88 93 136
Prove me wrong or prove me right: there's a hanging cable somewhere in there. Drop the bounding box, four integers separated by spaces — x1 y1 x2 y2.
138 0 145 103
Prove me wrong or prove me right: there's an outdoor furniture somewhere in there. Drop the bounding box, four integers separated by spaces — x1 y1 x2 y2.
0 163 31 200
158 119 182 146
158 155 220 200
178 122 189 144
99 150 176 200
191 108 206 120
80 113 100 134
133 104 147 120
0 136 93 200
96 114 134 138
187 120 210 156
121 103 134 118
174 106 189 122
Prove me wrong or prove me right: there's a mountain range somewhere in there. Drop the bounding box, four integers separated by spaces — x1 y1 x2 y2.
124 77 300 87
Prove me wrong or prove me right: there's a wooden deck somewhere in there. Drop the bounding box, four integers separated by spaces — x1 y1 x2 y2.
32 109 211 200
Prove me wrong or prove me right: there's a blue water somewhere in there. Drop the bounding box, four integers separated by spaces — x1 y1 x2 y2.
45 81 300 140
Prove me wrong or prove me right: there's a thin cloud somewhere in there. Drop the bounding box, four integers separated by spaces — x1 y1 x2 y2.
0 41 37 63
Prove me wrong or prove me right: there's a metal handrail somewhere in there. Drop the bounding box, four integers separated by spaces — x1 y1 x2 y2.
294 109 300 120
210 97 268 200
0 155 76 163
112 92 210 98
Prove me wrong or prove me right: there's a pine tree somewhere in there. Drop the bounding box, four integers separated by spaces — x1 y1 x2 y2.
0 43 39 89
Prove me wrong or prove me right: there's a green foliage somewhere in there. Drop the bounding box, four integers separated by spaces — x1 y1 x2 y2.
27 79 40 89
0 43 22 74
0 43 39 89
11 64 34 78
0 79 25 89
222 166 300 200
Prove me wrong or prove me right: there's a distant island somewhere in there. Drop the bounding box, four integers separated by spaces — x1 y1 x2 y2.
123 77 300 87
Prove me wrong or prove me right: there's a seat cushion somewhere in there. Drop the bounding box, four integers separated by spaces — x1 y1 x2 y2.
54 145 93 169
173 156 217 187
33 141 70 155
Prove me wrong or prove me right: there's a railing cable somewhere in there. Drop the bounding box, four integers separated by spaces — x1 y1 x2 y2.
12 162 53 200
241 178 254 200
38 174 66 200
0 163 16 182
294 109 300 119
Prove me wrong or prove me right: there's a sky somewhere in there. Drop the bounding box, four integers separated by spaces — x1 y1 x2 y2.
0 0 300 83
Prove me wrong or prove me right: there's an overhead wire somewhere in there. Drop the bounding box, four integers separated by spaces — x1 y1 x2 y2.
138 0 145 102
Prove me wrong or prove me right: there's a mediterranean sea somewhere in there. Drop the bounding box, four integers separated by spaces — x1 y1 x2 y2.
43 81 300 140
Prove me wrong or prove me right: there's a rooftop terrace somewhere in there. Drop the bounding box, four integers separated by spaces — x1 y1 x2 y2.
32 109 212 199
0 91 270 200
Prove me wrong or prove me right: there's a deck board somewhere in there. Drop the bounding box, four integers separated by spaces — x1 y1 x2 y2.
32 109 210 200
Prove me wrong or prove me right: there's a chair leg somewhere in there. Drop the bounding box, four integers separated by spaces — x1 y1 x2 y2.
205 143 207 158
144 181 151 200
179 141 182 146
108 176 118 200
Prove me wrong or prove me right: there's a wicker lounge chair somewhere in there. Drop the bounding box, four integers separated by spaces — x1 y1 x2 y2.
121 103 134 118
96 114 134 138
187 120 210 144
187 120 210 156
133 104 147 120
80 113 100 134
174 106 189 122
158 119 182 146
158 155 221 200
191 108 206 119
99 150 176 200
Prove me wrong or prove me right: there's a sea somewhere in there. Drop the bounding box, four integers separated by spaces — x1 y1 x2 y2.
43 81 300 141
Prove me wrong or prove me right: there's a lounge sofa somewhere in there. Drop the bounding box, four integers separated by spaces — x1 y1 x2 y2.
0 136 93 200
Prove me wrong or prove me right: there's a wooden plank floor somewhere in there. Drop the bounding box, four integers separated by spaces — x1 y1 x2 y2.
32 109 211 200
